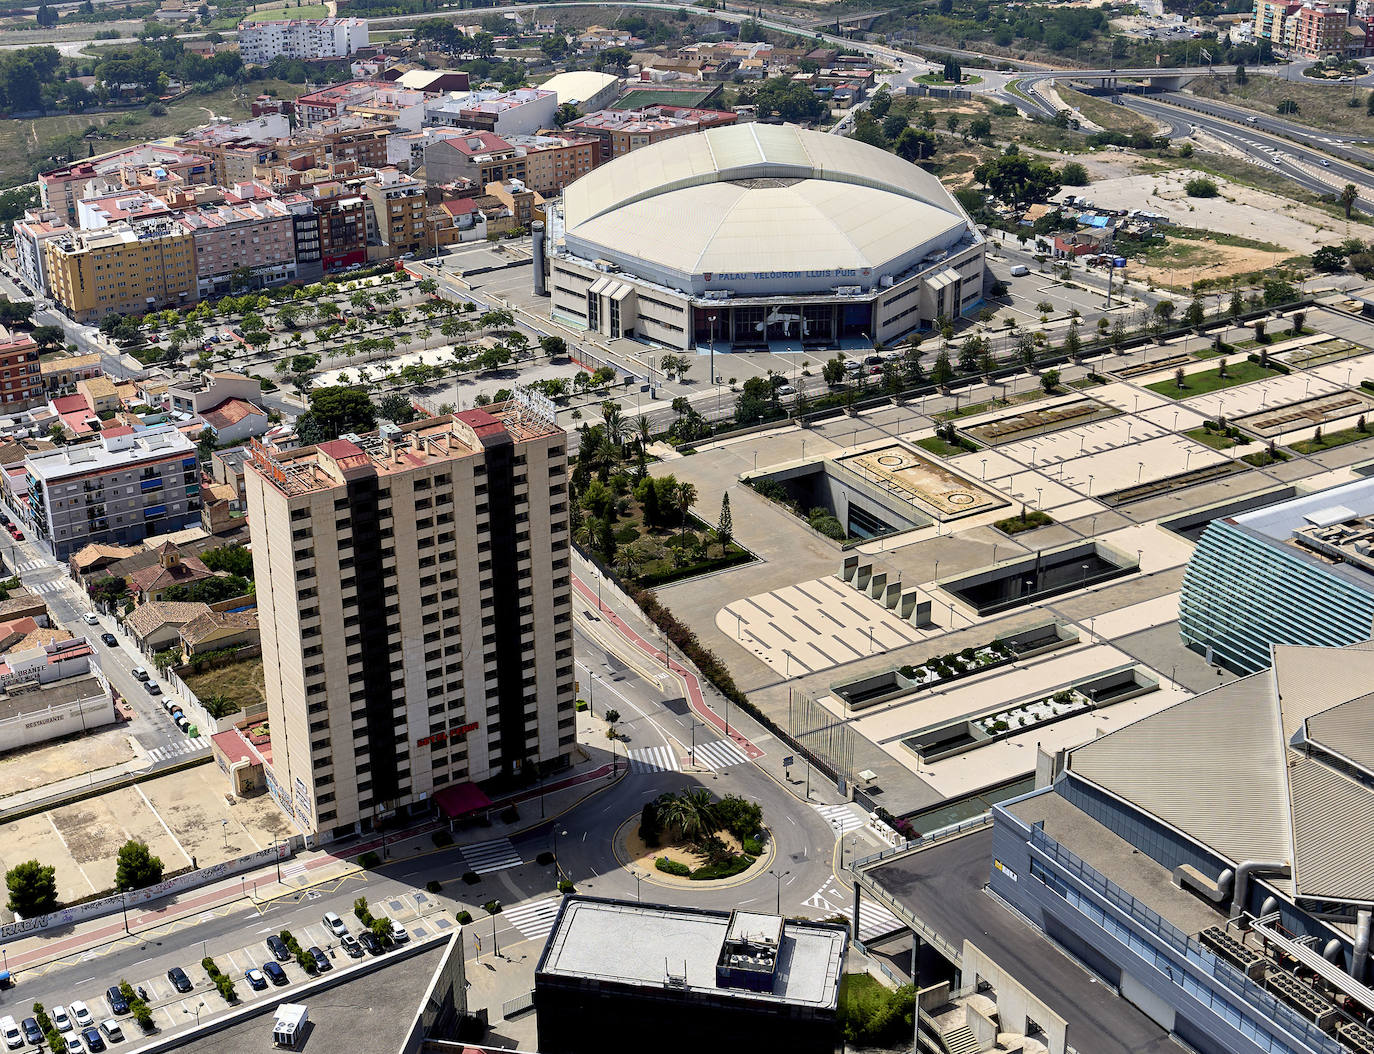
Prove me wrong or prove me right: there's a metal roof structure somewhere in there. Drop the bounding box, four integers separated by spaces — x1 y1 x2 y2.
1067 641 1374 905
558 122 974 297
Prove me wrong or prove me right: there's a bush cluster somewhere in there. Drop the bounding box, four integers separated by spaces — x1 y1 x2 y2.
118 983 154 1031
483 900 502 915
655 856 692 877
455 910 473 924
201 957 237 1003
358 851 381 869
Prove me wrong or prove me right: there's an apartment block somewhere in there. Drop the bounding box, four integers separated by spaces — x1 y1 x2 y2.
423 131 599 197
423 88 559 137
44 220 197 324
360 167 427 256
507 133 600 196
12 208 69 298
244 408 574 841
0 332 44 410
177 194 297 297
237 17 369 65
26 425 201 560
565 105 737 160
294 81 425 130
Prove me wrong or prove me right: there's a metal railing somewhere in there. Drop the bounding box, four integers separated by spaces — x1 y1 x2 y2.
851 813 994 873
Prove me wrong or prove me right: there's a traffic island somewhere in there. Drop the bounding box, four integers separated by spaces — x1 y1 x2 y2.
611 790 775 889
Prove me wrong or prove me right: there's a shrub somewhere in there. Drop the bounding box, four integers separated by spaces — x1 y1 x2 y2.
639 801 662 847
358 851 381 869
455 910 473 924
558 879 576 894
426 880 443 894
201 956 219 977
715 794 763 841
354 897 373 924
132 1006 154 1032
742 836 763 856
1184 177 1219 198
483 900 502 915
431 830 453 848
656 856 692 877
690 854 754 881
462 871 481 885
839 974 916 1046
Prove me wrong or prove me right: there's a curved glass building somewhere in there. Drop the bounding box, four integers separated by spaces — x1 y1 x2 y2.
1179 478 1374 673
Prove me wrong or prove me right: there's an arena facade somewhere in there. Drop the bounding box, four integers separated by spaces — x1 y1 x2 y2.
538 122 987 352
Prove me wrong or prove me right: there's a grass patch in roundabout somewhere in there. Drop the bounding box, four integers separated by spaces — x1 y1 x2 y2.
620 788 771 884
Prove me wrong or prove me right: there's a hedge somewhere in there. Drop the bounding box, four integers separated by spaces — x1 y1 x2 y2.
655 856 692 877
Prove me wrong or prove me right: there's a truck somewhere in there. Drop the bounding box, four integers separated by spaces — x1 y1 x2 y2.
272 1004 308 1049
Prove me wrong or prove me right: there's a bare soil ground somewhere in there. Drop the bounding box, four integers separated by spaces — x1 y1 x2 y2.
0 727 138 798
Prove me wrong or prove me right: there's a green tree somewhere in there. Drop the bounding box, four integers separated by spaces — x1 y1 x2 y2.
1040 368 1061 393
973 154 1061 205
968 116 992 140
6 859 58 916
1312 245 1347 273
1059 161 1089 186
1229 289 1246 319
930 348 954 386
822 355 847 387
200 544 253 578
716 492 733 547
378 393 418 424
1341 183 1360 219
1185 296 1206 330
115 840 163 892
1062 322 1081 359
308 386 376 440
1234 64 1248 84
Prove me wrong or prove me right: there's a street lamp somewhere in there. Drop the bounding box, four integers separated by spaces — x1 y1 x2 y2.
552 827 569 880
768 869 790 914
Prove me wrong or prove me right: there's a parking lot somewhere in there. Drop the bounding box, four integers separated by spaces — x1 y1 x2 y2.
7 890 454 1053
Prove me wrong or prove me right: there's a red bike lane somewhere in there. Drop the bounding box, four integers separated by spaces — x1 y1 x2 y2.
571 574 763 762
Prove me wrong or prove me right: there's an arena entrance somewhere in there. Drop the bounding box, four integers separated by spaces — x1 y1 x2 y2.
691 303 874 353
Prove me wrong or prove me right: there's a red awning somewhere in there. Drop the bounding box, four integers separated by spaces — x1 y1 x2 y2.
434 782 493 818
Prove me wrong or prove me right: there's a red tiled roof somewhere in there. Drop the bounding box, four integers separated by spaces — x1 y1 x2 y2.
203 397 266 429
212 729 257 765
51 395 86 413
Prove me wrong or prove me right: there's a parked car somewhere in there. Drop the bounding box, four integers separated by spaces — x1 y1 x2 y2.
167 967 192 993
340 934 363 959
70 1002 93 1029
63 1037 81 1054
82 613 98 626
357 930 382 956
21 1018 42 1045
776 384 796 397
131 668 149 682
144 682 162 696
266 935 289 961
104 987 128 1016
81 1028 104 1053
386 919 409 944
52 1006 73 1033
10 528 23 541
245 968 266 991
323 912 348 938
306 947 330 973
100 633 117 647
175 716 190 733
97 1021 122 1043
1 1019 21 1050
262 962 288 986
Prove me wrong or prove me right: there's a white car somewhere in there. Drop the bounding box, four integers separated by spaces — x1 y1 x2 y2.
52 1007 73 1033
70 1002 93 1029
323 911 348 938
385 918 409 944
63 1037 81 1054
98 1021 123 1043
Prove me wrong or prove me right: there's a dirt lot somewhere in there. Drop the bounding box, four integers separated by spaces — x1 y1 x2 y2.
1071 166 1341 250
0 727 139 801
1189 75 1374 138
0 767 294 907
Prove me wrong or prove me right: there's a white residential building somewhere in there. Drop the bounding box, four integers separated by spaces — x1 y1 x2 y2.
237 17 369 65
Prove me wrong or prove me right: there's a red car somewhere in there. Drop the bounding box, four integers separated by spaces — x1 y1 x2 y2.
9 527 23 541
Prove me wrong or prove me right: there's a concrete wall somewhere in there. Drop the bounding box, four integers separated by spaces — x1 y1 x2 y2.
0 689 115 752
961 941 1068 1054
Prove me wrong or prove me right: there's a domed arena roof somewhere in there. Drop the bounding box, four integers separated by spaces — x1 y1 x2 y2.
559 123 975 297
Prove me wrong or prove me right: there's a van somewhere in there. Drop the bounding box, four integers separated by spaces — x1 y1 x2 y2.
132 667 149 682
1 1017 22 1050
1009 265 1030 277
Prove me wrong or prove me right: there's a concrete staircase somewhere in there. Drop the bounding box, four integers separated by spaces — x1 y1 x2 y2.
939 1024 983 1054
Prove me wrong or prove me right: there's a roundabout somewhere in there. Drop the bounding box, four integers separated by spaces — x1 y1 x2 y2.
611 813 776 891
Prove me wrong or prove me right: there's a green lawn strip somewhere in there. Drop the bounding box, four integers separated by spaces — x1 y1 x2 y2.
1145 360 1282 399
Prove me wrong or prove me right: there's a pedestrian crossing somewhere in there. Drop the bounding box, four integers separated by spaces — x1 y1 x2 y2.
503 897 561 943
628 744 678 774
12 559 46 573
815 802 867 836
279 857 307 883
145 735 210 763
689 738 750 771
460 836 523 875
857 899 905 942
28 578 67 595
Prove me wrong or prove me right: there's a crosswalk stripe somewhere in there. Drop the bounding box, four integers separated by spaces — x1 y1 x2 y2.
502 897 561 942
814 802 866 835
857 900 904 942
628 745 678 774
691 738 749 771
145 736 211 763
460 837 522 875
29 579 65 594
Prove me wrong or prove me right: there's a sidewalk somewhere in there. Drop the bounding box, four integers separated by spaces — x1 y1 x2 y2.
571 561 850 809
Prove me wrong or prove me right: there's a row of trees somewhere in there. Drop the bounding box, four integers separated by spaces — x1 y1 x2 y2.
6 841 163 916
